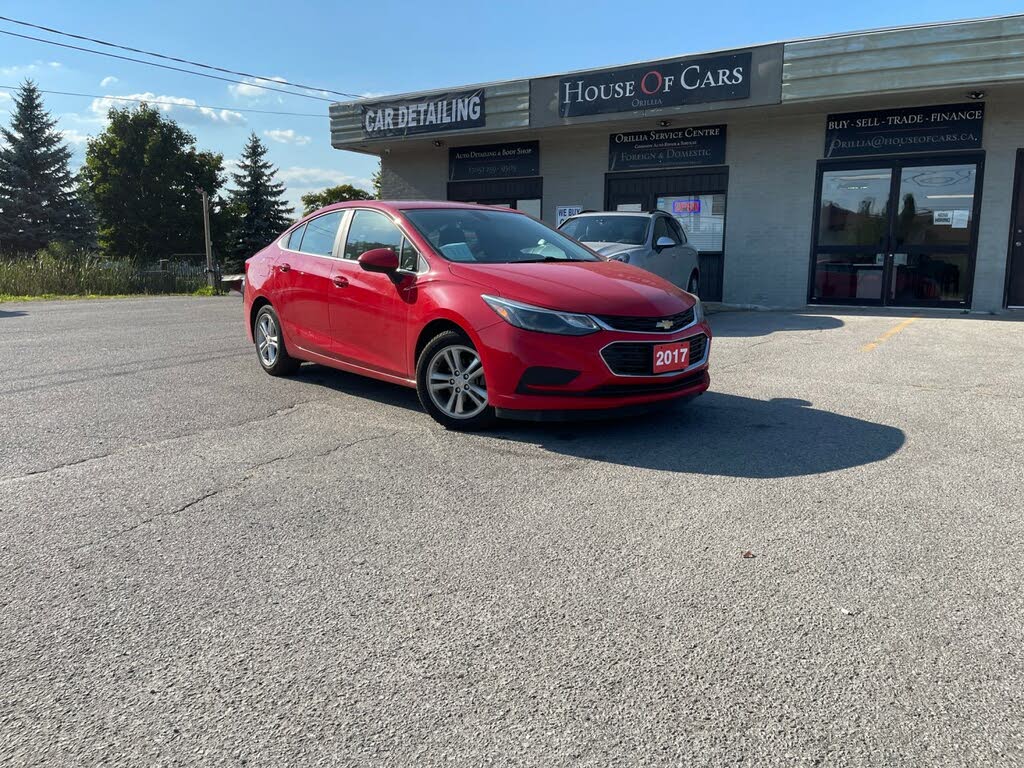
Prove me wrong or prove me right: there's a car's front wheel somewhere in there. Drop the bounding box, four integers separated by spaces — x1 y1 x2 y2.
416 330 495 430
254 304 300 376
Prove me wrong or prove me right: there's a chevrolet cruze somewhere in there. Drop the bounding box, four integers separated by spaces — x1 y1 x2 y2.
244 201 711 430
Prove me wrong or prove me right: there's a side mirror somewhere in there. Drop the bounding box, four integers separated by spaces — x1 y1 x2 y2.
655 236 676 250
358 248 399 273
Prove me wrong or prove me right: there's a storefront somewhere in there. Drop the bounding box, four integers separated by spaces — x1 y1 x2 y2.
330 15 1024 312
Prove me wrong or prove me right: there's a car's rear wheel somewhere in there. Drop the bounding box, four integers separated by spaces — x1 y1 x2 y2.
416 330 495 430
254 305 300 376
687 270 700 297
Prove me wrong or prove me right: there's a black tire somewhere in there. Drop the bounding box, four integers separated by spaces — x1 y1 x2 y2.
687 270 700 297
416 330 496 431
254 304 300 376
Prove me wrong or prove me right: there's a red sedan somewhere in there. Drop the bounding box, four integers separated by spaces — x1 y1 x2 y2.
244 201 711 430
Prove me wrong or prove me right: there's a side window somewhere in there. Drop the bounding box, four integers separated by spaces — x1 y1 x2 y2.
668 218 688 245
654 216 680 245
298 211 343 257
399 238 421 272
344 209 403 260
286 223 306 251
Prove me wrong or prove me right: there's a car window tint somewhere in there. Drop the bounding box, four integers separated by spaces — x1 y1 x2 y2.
560 215 648 246
344 210 403 260
399 238 420 271
286 223 307 250
654 217 679 245
668 218 687 245
299 211 343 257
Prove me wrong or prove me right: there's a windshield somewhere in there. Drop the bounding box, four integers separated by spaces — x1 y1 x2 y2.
559 215 649 246
403 208 601 264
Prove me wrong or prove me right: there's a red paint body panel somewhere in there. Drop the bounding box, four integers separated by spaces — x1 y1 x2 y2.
244 201 712 417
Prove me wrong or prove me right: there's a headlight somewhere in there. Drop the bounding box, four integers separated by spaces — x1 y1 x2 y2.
691 298 704 324
482 295 600 336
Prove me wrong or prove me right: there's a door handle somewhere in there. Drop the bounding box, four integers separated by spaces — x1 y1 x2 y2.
332 275 349 288
278 262 291 273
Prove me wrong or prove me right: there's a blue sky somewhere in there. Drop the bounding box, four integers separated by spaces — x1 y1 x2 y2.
1 0 1019 210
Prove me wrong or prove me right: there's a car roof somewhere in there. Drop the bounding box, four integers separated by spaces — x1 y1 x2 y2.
305 199 523 218
567 211 663 218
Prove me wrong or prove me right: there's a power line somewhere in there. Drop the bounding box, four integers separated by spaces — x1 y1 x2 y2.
0 28 342 103
0 15 367 101
0 85 328 118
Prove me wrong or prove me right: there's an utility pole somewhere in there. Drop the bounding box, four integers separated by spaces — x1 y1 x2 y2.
198 187 217 292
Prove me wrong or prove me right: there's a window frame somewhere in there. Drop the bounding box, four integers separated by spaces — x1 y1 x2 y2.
653 215 680 246
278 209 348 259
340 207 429 275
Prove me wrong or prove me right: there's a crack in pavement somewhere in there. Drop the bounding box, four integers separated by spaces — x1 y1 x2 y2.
61 430 406 555
2 401 314 485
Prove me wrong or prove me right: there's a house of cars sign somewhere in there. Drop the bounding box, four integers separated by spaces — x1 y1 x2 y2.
558 52 751 118
824 103 985 158
361 89 485 138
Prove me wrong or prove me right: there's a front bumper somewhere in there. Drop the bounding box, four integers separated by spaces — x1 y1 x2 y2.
477 320 712 415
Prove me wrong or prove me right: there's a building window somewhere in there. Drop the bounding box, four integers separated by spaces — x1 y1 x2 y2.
656 194 726 252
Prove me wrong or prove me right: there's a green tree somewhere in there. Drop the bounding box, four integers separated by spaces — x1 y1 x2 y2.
81 103 223 263
371 160 382 198
0 80 92 253
225 133 292 267
300 183 372 215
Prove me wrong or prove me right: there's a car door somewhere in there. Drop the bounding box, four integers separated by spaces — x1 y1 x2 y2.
273 210 344 356
668 218 700 288
650 215 688 288
329 209 415 377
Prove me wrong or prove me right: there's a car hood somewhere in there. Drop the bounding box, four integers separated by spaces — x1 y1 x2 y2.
583 241 644 257
447 260 693 316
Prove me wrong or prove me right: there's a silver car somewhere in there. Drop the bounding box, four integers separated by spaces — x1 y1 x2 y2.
558 211 701 296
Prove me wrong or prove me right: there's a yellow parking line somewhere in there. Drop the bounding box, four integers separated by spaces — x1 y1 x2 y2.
861 317 918 352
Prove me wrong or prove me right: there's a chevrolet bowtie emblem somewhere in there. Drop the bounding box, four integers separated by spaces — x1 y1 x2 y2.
655 319 675 330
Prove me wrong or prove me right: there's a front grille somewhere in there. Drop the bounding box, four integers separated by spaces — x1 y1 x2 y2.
596 307 695 332
601 333 708 376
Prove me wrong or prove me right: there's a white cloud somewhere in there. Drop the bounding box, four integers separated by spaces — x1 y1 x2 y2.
89 92 246 125
61 128 91 146
100 76 118 87
264 128 311 146
48 61 62 69
229 76 287 99
0 92 11 102
276 166 371 189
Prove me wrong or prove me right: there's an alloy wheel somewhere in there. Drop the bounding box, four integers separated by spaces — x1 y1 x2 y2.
426 345 487 419
257 313 279 367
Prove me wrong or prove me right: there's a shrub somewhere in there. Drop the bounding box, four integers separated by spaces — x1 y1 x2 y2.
0 244 207 297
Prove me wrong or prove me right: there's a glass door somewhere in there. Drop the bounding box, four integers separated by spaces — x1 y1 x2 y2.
810 156 982 307
812 167 893 304
889 162 978 306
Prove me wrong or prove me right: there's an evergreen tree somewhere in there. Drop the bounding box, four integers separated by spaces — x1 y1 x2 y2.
226 133 293 266
0 80 92 253
81 103 223 263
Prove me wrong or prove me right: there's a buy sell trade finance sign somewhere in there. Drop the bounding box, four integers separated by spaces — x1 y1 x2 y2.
559 52 751 118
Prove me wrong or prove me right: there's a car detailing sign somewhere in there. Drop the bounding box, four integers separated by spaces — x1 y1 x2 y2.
824 103 984 158
449 141 539 181
361 89 485 138
559 53 751 118
608 125 726 171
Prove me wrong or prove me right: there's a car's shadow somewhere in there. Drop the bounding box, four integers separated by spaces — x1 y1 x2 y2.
295 366 904 479
708 311 844 338
0 309 27 319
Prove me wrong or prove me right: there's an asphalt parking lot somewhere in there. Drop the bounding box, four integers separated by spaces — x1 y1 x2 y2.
1 297 1022 766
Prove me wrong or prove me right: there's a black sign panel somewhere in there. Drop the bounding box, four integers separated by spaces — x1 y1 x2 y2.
361 89 485 138
609 125 726 171
558 52 751 118
824 103 985 158
449 141 539 181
